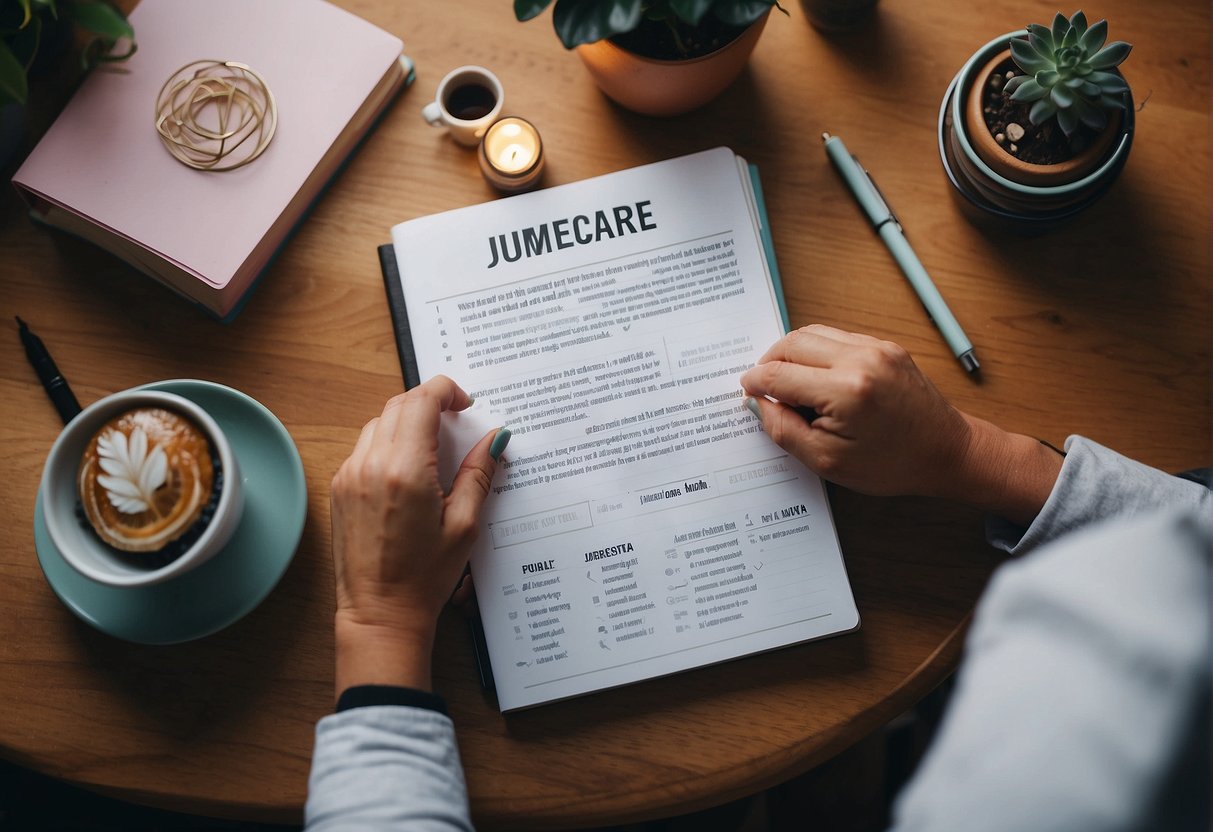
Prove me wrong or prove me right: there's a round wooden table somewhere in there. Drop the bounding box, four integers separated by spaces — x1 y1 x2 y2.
1 0 1207 826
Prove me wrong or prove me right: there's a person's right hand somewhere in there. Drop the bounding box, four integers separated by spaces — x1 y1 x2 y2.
740 325 1062 523
740 325 971 498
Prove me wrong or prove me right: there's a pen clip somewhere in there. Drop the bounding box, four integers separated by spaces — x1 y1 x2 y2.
854 156 899 230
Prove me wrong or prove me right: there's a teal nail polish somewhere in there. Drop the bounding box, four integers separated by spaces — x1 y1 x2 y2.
744 398 762 421
489 427 512 460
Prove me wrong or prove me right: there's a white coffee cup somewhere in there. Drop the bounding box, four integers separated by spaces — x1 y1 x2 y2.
422 66 504 147
40 389 243 588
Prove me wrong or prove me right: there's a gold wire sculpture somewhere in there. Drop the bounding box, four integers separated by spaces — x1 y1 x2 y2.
155 60 277 171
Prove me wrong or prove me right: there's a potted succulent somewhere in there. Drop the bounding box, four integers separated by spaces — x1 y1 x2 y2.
1 0 135 167
938 10 1133 229
515 0 786 117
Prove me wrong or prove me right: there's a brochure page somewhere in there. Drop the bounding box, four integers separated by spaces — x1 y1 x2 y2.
392 148 858 710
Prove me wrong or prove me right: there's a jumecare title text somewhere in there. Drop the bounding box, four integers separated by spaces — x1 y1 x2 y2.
486 201 656 269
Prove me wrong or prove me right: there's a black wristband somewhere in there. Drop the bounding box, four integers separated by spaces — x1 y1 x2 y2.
336 685 449 716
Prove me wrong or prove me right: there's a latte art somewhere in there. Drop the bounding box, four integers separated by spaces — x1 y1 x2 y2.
78 408 215 553
95 427 169 514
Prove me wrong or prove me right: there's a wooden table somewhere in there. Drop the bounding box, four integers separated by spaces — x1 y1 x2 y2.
1 0 1208 827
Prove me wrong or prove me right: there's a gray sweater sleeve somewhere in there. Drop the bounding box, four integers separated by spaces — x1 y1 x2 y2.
891 507 1211 832
305 706 473 831
891 437 1212 832
986 435 1211 554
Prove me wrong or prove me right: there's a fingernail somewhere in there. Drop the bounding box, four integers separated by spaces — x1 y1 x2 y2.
467 396 475 406
744 397 762 422
489 427 512 460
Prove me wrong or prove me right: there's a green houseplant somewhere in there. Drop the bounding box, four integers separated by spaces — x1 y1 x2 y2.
1 0 135 107
938 10 1134 229
1 0 134 166
515 0 786 116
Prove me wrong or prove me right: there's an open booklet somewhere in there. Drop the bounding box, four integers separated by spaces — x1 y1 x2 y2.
386 147 858 711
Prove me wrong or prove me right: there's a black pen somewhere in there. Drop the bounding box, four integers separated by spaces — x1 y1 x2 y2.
17 317 82 425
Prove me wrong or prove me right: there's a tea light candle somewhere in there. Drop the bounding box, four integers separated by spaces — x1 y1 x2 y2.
479 117 544 193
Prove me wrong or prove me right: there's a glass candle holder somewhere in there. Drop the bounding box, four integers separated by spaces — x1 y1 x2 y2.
479 117 545 194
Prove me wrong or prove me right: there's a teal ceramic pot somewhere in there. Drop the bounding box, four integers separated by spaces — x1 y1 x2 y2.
938 31 1134 232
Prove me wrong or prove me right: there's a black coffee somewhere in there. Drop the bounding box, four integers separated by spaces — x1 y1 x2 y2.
445 83 496 121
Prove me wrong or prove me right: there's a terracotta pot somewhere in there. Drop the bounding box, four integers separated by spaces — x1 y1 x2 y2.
964 47 1121 187
938 31 1134 229
575 13 769 117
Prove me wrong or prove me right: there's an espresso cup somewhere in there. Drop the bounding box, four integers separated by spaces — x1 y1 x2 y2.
40 389 244 588
422 66 505 147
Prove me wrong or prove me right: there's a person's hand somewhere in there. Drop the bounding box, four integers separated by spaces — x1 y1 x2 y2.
741 325 970 497
740 325 1061 523
329 376 509 694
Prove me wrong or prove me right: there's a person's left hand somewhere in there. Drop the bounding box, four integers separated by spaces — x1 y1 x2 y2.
329 376 507 694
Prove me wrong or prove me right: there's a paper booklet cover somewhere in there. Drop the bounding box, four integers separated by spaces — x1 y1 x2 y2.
381 148 859 710
12 0 406 319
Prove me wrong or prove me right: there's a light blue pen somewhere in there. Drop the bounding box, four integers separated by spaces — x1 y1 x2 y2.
822 132 980 375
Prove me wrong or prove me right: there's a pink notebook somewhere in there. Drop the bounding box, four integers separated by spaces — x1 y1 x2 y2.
12 0 408 320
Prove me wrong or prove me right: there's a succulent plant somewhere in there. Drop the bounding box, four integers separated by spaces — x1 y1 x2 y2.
1003 10 1131 139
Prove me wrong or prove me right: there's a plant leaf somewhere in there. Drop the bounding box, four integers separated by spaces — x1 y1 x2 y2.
1009 77 1046 102
1056 105 1078 136
714 0 777 26
552 0 643 48
1029 97 1057 124
1026 23 1054 51
1050 12 1068 46
1003 74 1030 95
1078 19 1107 54
1068 10 1088 39
1089 70 1128 94
514 0 554 21
1089 41 1131 69
669 0 713 25
65 0 132 40
16 0 31 28
1073 97 1107 131
1037 68 1060 87
84 35 136 65
5 13 40 69
1099 93 1127 111
1060 16 1080 48
1027 31 1054 60
1050 83 1074 108
1010 38 1052 74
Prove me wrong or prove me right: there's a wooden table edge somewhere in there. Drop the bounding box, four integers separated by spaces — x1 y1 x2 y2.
0 614 972 827
471 613 974 829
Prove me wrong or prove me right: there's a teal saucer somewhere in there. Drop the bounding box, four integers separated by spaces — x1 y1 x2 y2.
34 380 307 645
